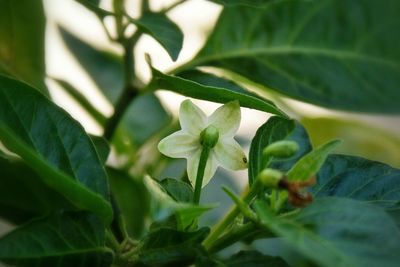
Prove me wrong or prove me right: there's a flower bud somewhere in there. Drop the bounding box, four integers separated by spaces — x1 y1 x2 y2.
258 168 284 188
200 125 219 148
263 141 299 159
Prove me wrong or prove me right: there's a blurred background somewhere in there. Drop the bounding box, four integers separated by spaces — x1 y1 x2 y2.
1 0 400 258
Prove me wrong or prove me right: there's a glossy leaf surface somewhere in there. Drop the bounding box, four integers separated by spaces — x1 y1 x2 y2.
194 0 400 113
150 67 287 117
0 212 113 267
254 197 400 267
313 154 400 211
0 156 74 224
248 116 311 184
134 12 183 61
137 227 209 265
0 76 112 222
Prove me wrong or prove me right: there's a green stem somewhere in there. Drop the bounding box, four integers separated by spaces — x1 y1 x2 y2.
113 0 125 40
106 228 121 252
103 85 138 141
193 146 211 204
207 222 257 253
203 179 262 249
141 0 150 13
161 0 187 13
103 32 141 141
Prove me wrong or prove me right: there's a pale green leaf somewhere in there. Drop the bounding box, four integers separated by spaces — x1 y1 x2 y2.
286 139 341 181
0 0 47 94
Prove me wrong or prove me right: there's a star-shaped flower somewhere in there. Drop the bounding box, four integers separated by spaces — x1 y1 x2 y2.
158 100 247 188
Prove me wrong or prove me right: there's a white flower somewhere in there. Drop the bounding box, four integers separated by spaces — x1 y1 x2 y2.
158 99 247 188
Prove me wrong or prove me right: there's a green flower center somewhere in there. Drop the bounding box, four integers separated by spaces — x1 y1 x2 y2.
200 125 219 148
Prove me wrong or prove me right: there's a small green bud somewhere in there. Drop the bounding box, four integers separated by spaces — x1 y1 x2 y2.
263 141 299 159
200 125 219 148
258 168 284 188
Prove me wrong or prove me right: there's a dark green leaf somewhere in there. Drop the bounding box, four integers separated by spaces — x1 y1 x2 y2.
160 178 193 203
133 12 183 61
53 78 107 125
0 75 112 223
59 26 123 104
178 69 262 97
75 0 112 18
121 93 171 146
209 0 270 7
224 250 289 267
0 211 113 267
0 156 75 224
254 197 400 267
144 176 214 230
287 140 341 181
107 168 150 238
137 227 209 265
193 0 400 113
90 135 110 164
150 67 287 117
248 116 311 185
312 155 400 211
0 0 47 94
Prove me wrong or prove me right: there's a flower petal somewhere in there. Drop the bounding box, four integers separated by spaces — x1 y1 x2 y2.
208 101 241 137
158 130 199 158
179 99 207 135
187 149 218 188
214 138 247 170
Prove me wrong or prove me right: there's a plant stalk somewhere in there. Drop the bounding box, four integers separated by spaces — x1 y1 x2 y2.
207 222 257 253
203 179 261 249
103 33 141 141
193 146 211 204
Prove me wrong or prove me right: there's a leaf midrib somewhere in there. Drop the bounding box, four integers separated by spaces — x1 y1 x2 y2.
195 46 400 70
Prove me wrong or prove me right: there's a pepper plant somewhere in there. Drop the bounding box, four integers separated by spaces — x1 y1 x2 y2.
0 0 400 266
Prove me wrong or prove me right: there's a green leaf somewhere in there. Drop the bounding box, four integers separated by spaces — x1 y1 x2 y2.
90 135 110 164
178 69 264 97
0 156 75 224
254 197 400 267
107 168 150 238
59 26 124 104
0 75 112 223
121 93 171 146
150 67 287 117
301 117 400 168
75 0 112 18
287 139 341 181
0 211 113 267
132 12 183 61
144 176 214 230
224 250 289 267
0 0 47 94
192 0 400 113
53 78 107 125
160 178 193 203
248 116 311 185
137 227 209 265
312 155 400 211
59 28 171 148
